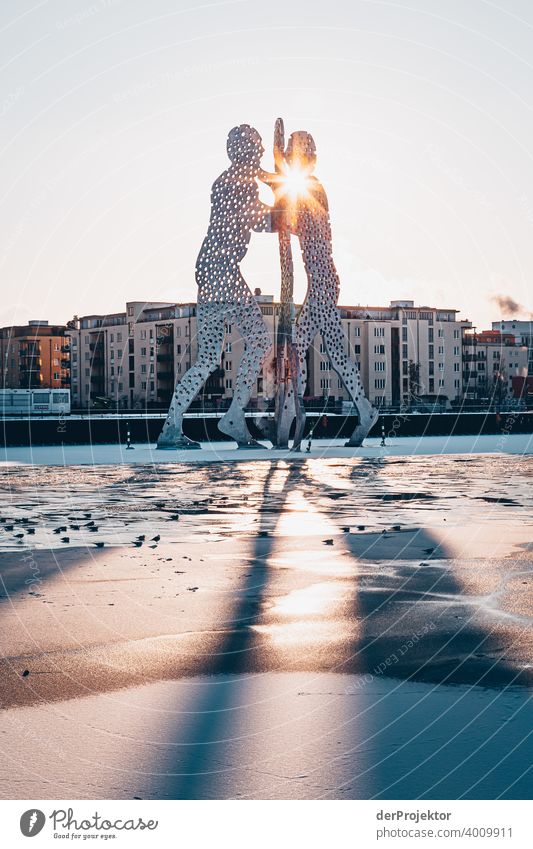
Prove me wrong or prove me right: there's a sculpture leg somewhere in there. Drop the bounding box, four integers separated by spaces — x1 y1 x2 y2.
322 307 378 447
291 304 319 452
157 309 224 449
218 298 273 447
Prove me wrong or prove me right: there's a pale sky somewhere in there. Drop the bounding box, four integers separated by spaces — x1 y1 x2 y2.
1 0 533 330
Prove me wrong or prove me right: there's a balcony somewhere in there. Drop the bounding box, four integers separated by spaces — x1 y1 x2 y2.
61 344 71 353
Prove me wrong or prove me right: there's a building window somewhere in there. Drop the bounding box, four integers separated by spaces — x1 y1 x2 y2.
374 327 385 337
225 361 232 370
454 329 460 339
140 330 146 340
225 341 232 353
374 344 385 354
141 364 147 374
454 346 460 356
454 362 460 372
141 347 147 356
117 333 122 342
374 362 385 371
374 378 386 389
141 381 147 390
225 378 232 389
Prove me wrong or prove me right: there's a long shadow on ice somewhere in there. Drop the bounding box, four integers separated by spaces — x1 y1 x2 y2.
334 460 533 800
162 461 299 799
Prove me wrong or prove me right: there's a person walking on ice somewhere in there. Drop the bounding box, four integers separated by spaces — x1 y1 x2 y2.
157 125 274 449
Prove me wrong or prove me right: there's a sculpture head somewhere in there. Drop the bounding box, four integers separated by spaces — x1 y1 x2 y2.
227 124 264 169
285 131 317 174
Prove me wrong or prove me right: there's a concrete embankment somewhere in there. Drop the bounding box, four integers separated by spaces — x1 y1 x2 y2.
1 410 531 446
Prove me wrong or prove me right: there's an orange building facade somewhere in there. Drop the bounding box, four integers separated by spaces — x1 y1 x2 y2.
0 321 70 390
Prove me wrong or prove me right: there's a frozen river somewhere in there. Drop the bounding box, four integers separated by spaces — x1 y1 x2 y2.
0 448 532 798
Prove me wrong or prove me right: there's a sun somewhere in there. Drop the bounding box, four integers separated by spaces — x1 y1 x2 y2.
280 163 310 201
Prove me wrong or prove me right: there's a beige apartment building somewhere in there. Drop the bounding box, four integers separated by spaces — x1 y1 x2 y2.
67 295 471 411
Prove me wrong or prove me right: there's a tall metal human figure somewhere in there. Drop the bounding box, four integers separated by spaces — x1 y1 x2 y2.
264 118 300 449
157 125 274 449
269 128 378 449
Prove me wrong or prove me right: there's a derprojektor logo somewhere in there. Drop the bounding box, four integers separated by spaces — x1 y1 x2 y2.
20 809 46 837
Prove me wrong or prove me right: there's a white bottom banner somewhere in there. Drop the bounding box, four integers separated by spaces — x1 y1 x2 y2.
0 800 530 847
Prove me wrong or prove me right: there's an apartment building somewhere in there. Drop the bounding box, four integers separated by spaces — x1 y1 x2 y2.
463 328 528 401
67 295 469 411
491 319 533 374
0 321 70 390
314 300 469 408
